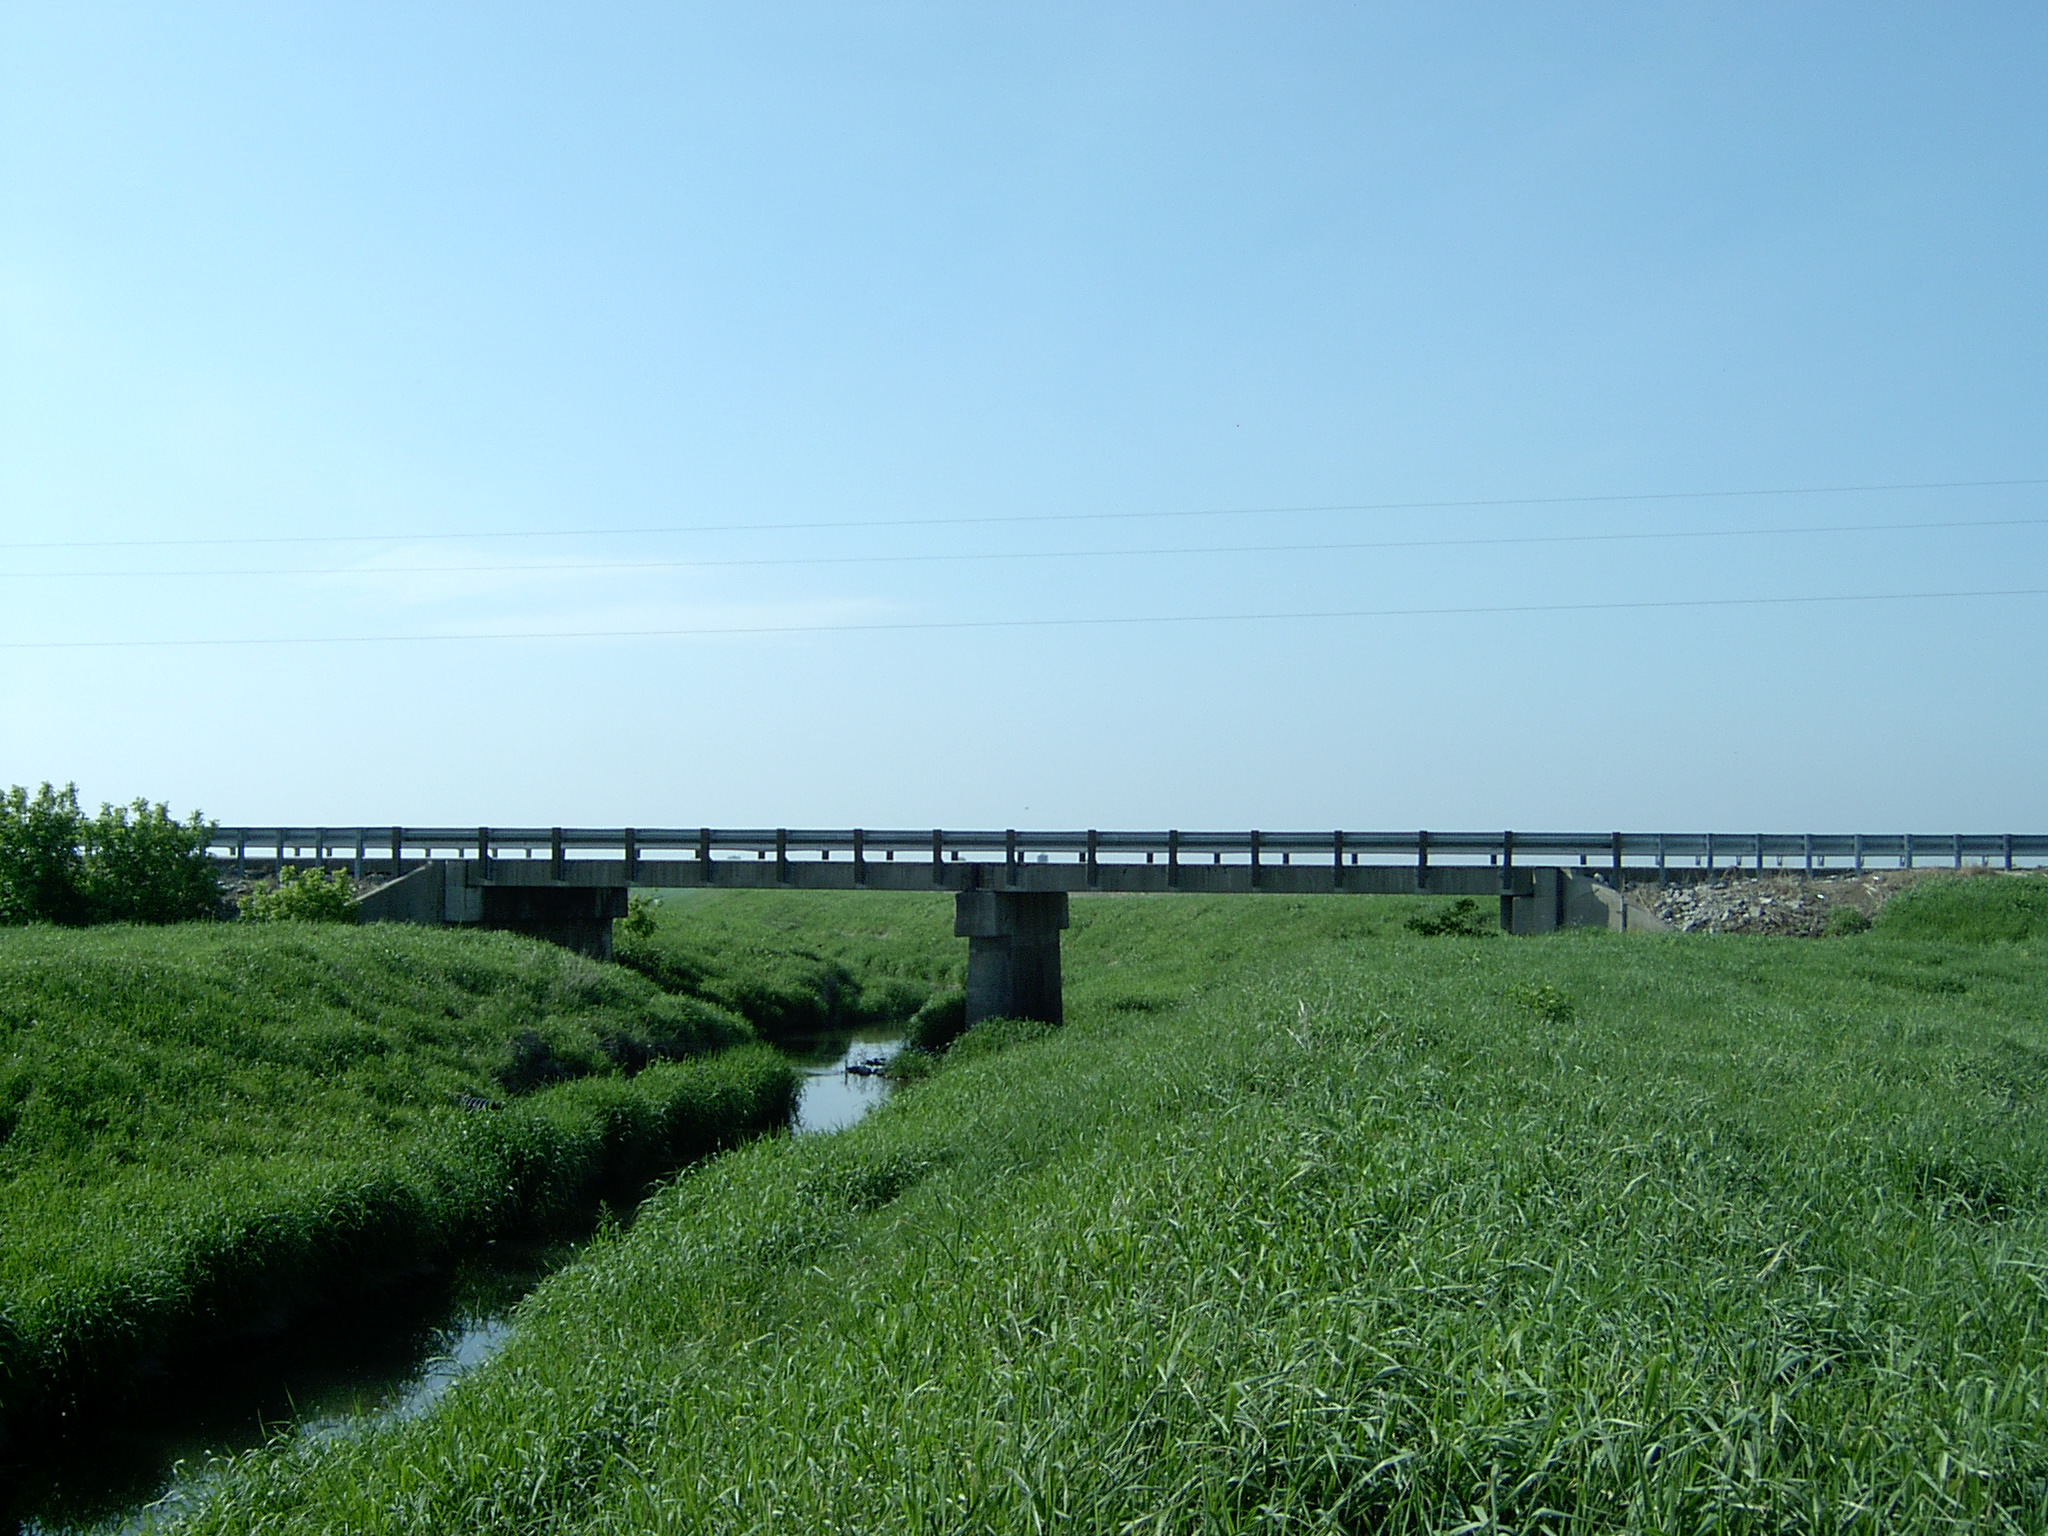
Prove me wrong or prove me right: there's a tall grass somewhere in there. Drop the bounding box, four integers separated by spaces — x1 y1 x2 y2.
614 889 961 1036
0 923 795 1445
1878 871 2048 944
173 893 2048 1531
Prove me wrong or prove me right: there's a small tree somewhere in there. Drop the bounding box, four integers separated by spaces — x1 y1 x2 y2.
82 799 221 923
0 783 88 925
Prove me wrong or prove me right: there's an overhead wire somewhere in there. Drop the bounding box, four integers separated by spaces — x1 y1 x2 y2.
6 516 2045 580
3 475 2044 552
1 585 2042 650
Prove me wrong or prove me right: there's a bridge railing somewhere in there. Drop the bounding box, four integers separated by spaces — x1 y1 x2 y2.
204 826 2048 877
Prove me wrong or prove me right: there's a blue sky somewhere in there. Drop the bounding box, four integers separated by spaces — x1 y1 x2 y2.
3 3 2044 832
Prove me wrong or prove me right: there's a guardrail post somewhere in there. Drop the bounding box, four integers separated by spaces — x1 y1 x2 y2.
1953 833 1963 870
1754 833 1764 873
1498 831 1515 930
1250 830 1262 889
2005 833 2015 871
1332 830 1346 891
623 828 638 883
1656 834 1667 885
1005 829 1018 887
1803 833 1814 877
1705 832 1715 875
1854 833 1864 872
929 828 941 885
550 827 566 881
353 833 366 880
477 827 491 876
1903 833 1914 870
853 828 867 885
1416 829 1430 892
1168 830 1181 889
390 826 403 871
1086 829 1099 890
1612 831 1624 891
698 827 713 884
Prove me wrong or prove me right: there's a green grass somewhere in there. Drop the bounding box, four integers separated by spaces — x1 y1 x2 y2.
615 888 963 1037
170 889 2048 1532
0 922 796 1440
1878 871 2048 944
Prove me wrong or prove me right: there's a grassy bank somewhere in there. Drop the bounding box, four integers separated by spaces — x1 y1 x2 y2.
0 923 797 1446
174 881 2048 1532
615 889 962 1037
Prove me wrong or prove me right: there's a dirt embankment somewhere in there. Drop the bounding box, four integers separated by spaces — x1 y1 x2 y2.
1626 868 2002 936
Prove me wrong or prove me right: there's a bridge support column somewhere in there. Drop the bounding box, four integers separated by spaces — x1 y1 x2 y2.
955 890 1069 1027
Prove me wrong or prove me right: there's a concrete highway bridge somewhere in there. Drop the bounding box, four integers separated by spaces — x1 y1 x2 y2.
207 827 2047 1028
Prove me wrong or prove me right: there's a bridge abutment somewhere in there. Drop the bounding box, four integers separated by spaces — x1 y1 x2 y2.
478 885 629 960
955 890 1069 1027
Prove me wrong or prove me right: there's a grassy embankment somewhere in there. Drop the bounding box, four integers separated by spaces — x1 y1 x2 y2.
613 888 964 1039
0 923 797 1448
168 876 2048 1533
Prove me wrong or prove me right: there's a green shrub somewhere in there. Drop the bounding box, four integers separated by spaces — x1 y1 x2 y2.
0 783 88 926
617 894 662 944
79 799 219 923
1876 874 2048 943
1404 897 1496 937
1505 980 1575 1024
1 784 220 926
905 988 968 1052
240 867 360 923
1827 905 1873 936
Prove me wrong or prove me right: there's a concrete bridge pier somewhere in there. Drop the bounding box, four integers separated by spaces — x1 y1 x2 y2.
955 890 1069 1027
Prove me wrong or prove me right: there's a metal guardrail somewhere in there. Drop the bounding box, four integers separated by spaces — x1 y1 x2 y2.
206 826 2048 878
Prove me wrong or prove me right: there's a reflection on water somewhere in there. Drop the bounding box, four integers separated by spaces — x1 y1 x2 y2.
9 1032 907 1535
9 1237 575 1536
783 1032 905 1135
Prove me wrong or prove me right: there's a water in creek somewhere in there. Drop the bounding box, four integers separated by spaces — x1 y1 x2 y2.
7 1034 902 1536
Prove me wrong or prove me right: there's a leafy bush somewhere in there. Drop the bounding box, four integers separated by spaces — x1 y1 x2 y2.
617 894 662 944
1505 980 1576 1024
904 988 968 1052
240 867 360 923
0 784 219 926
79 799 220 923
1404 897 1496 938
1826 905 1873 936
0 783 87 926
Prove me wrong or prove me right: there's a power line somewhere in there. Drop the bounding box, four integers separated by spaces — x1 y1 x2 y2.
4 475 2044 553
7 514 2044 580
2 586 2041 651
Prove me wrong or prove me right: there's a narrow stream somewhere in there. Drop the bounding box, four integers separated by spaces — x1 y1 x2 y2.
7 1034 902 1536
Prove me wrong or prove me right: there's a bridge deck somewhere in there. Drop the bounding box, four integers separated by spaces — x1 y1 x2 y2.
463 858 1524 898
208 826 2048 891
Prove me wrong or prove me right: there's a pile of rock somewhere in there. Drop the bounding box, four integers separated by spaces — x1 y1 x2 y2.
1626 871 1920 936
